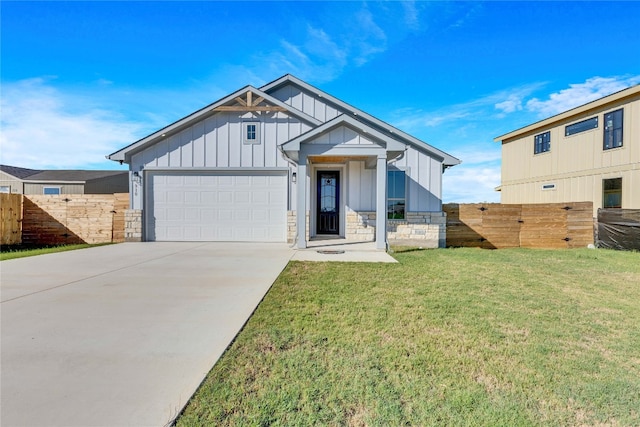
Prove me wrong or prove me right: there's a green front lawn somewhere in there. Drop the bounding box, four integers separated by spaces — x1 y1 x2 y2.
177 248 640 426
0 244 105 261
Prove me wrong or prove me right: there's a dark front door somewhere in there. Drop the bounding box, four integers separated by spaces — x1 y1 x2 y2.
317 171 339 234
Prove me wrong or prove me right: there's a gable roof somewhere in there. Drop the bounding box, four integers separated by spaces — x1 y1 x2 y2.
261 74 461 167
1 165 126 183
282 114 407 153
107 85 321 163
0 165 42 179
495 84 640 143
107 74 461 167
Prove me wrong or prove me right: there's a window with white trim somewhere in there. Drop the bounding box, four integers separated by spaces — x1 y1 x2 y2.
387 170 406 219
243 121 260 144
43 187 61 195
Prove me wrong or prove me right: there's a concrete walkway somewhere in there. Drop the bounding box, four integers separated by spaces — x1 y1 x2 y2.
291 238 397 263
1 243 295 427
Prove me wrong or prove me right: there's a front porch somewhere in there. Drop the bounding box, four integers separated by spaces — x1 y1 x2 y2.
287 209 447 249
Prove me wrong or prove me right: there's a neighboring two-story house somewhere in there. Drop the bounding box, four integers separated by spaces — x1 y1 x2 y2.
495 85 639 216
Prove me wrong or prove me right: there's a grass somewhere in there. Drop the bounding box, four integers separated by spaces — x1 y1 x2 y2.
177 248 640 426
0 243 105 261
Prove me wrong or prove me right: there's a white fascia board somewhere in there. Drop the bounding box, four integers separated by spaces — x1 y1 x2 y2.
107 86 321 163
262 74 461 166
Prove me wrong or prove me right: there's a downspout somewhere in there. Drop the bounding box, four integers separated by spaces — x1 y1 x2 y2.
279 144 299 248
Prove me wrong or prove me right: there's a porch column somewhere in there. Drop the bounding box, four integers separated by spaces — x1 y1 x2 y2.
296 153 308 249
375 154 387 250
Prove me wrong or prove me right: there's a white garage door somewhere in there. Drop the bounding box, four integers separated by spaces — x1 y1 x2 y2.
147 171 287 242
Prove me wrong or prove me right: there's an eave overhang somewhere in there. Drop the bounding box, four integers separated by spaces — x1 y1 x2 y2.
262 74 461 167
280 114 406 163
107 86 321 164
494 84 640 144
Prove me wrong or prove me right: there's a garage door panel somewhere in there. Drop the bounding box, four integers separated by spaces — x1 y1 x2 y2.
235 191 251 203
148 171 287 242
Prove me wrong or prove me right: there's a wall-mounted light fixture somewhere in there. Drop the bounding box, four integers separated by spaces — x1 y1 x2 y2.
292 172 297 183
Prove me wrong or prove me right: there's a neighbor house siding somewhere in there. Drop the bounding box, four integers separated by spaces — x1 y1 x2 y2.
85 174 129 194
24 183 85 194
0 172 24 194
500 87 640 216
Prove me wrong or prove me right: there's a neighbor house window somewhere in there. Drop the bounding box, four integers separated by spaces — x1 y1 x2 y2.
534 131 551 154
603 109 623 150
603 178 622 208
387 170 406 219
565 116 598 136
43 187 61 195
243 121 260 144
0 186 10 193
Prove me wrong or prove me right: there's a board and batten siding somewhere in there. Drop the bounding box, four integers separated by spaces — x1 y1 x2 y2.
346 161 375 211
308 126 378 146
390 147 443 212
269 85 344 123
130 111 311 209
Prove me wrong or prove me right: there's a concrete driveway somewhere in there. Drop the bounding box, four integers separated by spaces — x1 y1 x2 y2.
1 242 294 427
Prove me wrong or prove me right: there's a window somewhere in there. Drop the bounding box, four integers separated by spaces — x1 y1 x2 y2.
0 186 10 193
243 121 260 144
565 116 598 136
387 170 406 219
604 109 623 150
534 131 551 154
43 187 61 195
603 178 622 208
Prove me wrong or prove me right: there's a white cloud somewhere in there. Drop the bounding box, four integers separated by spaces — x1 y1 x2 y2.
394 82 545 131
443 164 501 203
449 145 501 165
526 75 640 118
232 4 388 85
402 1 420 30
495 94 523 114
0 78 143 169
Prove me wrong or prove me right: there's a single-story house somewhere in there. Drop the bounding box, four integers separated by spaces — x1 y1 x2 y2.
107 74 460 249
0 164 128 195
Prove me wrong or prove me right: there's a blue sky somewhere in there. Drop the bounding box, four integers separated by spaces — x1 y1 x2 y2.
1 1 639 202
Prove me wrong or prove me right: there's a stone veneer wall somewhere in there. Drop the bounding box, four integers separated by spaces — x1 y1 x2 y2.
287 211 309 244
288 210 446 248
387 211 446 248
346 211 376 241
124 209 143 242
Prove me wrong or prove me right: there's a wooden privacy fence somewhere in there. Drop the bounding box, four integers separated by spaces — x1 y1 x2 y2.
444 202 594 249
20 193 129 245
1 193 23 245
